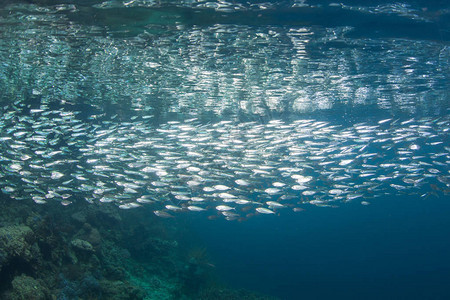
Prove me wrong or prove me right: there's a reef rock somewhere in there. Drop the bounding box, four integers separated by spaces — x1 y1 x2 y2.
0 225 35 270
71 211 88 224
7 275 48 300
71 239 94 252
100 280 145 300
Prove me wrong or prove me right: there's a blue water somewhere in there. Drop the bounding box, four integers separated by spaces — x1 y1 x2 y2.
187 195 450 299
0 0 449 299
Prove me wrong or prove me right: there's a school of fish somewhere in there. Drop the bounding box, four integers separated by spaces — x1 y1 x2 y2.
0 102 448 221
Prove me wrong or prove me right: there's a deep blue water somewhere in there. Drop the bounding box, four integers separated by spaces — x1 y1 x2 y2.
187 194 450 299
0 0 449 299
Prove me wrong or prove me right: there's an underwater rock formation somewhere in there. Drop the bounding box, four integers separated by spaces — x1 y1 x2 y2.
0 195 275 299
0 226 36 271
71 239 94 252
8 275 49 300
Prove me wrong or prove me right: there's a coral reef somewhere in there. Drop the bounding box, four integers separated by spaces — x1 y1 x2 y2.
7 275 49 300
71 239 94 252
0 194 276 299
0 225 36 269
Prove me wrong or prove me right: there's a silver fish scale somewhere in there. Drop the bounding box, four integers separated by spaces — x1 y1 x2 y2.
0 107 449 218
0 111 450 215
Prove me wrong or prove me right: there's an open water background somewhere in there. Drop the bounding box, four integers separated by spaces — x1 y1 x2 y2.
186 194 450 299
0 0 449 299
